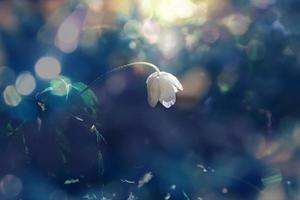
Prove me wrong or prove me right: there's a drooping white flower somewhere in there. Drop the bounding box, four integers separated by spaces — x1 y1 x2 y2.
146 71 183 108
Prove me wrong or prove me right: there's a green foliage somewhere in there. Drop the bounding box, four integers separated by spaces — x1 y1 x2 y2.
50 76 72 97
72 82 98 117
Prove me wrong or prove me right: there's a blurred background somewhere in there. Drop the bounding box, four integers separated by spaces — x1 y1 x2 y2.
0 0 300 199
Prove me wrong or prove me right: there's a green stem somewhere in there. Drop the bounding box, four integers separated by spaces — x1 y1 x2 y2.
78 62 160 96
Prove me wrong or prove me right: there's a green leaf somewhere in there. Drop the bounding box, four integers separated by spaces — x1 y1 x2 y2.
50 76 72 97
72 82 98 116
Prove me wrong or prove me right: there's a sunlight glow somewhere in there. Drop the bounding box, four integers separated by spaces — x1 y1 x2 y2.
15 72 36 95
139 0 197 24
35 57 61 80
158 30 182 59
85 0 103 12
141 20 161 44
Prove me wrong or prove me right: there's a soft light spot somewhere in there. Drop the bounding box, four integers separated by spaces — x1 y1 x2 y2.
139 0 197 25
58 20 79 44
55 17 80 53
129 41 137 49
0 174 23 198
15 72 36 95
222 187 228 194
85 0 103 12
197 164 209 173
3 85 22 107
141 20 161 44
178 68 211 107
222 14 251 36
123 20 141 39
158 30 182 59
105 0 131 14
35 56 61 80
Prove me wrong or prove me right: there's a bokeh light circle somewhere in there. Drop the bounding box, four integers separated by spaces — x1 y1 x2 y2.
222 14 251 36
55 18 80 53
3 85 22 107
0 174 23 198
35 57 61 80
57 20 80 44
15 72 36 95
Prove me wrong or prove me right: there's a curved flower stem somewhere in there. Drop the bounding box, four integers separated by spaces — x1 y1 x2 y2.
77 62 160 96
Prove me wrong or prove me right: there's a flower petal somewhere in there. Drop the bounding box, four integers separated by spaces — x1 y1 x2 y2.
146 72 159 107
160 72 183 91
161 97 176 108
159 75 176 108
146 72 159 84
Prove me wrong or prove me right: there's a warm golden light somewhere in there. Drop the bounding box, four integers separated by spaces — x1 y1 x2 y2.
139 0 197 25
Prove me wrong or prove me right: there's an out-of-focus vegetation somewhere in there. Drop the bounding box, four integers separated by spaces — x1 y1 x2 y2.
0 0 300 199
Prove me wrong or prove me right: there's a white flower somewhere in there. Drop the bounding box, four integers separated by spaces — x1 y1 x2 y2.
146 71 183 108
